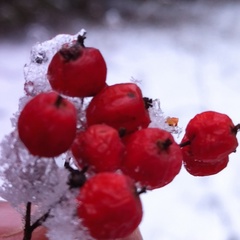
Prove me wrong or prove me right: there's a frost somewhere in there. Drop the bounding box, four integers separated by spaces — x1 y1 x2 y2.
44 190 93 240
23 29 87 97
70 96 90 130
0 29 90 238
130 76 142 86
0 131 70 221
148 99 182 135
0 28 182 240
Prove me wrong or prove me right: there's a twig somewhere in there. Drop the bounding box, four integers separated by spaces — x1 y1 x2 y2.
23 202 32 240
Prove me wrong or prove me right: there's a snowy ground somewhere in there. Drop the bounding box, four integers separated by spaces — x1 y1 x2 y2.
1 2 240 240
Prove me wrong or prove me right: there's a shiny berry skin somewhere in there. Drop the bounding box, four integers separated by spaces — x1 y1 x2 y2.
181 135 229 176
77 172 143 239
121 128 182 190
86 83 151 135
183 111 238 162
47 35 107 98
71 124 125 173
17 92 77 157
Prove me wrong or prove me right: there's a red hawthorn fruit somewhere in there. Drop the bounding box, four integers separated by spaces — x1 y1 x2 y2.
182 111 238 161
121 128 182 190
71 124 125 173
86 83 151 135
181 135 229 176
77 172 143 239
17 92 77 157
47 35 107 97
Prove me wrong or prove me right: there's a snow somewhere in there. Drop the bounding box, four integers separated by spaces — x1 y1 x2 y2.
1 2 240 239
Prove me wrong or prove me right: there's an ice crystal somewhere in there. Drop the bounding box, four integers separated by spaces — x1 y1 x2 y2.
0 30 89 237
0 130 70 221
44 190 93 240
130 76 142 86
148 99 182 135
0 29 182 240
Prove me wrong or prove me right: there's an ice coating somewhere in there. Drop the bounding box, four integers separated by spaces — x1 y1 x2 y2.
130 78 182 135
0 29 181 239
0 29 89 239
0 130 70 222
148 99 182 135
43 190 94 240
20 28 89 130
23 29 87 97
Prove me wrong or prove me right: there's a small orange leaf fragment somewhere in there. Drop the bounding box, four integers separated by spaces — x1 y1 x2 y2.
165 117 179 127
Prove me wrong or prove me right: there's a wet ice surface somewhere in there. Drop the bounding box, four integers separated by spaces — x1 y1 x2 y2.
1 2 240 239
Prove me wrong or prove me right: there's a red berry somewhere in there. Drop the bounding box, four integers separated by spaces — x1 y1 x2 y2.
47 35 107 97
181 135 229 176
71 124 125 173
17 92 77 157
121 128 182 190
86 83 150 135
77 172 142 239
183 111 238 161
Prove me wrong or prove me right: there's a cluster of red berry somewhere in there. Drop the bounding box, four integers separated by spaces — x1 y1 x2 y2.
16 32 239 239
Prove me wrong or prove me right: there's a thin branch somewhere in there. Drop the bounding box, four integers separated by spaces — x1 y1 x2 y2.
179 140 191 148
23 202 32 240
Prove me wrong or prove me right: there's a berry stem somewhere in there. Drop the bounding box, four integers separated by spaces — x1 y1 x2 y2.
179 140 191 148
137 187 147 195
54 95 63 108
77 35 86 47
77 29 87 47
64 158 87 188
143 97 153 109
232 123 240 134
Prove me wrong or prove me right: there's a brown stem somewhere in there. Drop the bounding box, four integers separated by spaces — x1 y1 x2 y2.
54 95 63 108
64 159 87 188
232 124 240 135
77 34 86 47
137 187 147 195
143 97 153 109
179 140 191 148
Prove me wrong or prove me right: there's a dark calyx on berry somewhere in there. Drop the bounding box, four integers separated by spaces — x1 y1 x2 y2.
59 35 86 62
156 138 172 151
118 127 127 138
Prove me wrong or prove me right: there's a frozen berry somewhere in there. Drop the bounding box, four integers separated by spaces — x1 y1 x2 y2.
121 128 182 190
182 111 238 161
86 83 151 135
77 172 143 239
18 92 77 157
47 34 107 97
71 124 125 173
